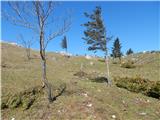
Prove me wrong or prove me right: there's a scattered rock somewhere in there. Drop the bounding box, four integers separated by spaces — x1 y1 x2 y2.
139 112 147 116
111 115 116 119
11 117 15 120
90 61 94 66
146 99 150 103
82 93 88 97
87 103 92 107
58 110 61 113
97 89 101 92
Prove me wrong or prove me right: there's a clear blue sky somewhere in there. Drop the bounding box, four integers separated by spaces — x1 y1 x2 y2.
1 1 160 56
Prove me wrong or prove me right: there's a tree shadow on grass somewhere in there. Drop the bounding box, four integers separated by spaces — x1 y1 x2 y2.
52 84 67 101
91 77 108 83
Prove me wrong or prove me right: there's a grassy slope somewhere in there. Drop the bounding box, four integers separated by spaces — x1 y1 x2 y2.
1 42 160 120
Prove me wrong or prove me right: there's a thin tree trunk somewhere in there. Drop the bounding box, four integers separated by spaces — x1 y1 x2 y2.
41 58 53 102
119 57 121 63
80 63 83 72
40 30 53 102
65 48 68 58
105 51 112 86
26 48 31 60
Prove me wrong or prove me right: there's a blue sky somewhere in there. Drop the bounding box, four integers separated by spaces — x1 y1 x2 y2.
1 1 160 56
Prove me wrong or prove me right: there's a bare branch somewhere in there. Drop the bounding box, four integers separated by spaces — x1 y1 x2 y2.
17 34 35 60
2 2 37 32
3 1 72 102
45 19 71 49
43 2 55 22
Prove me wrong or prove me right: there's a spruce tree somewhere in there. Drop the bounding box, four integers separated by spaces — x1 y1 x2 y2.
112 38 122 60
61 36 68 52
126 48 133 55
82 6 112 85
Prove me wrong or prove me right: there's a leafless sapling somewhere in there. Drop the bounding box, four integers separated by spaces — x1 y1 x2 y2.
2 1 71 102
18 34 34 60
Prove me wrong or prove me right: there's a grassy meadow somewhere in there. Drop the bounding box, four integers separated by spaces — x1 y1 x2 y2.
1 42 160 120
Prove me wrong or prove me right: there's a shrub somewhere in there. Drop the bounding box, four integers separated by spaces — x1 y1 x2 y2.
7 94 21 108
112 61 119 64
115 76 149 93
1 86 44 110
73 71 88 78
120 60 135 68
98 59 105 63
114 76 160 99
147 81 160 99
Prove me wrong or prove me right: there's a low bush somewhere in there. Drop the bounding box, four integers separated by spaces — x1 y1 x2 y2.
112 61 119 64
98 59 105 63
114 76 160 99
120 60 135 68
147 81 160 99
73 71 88 78
1 86 44 110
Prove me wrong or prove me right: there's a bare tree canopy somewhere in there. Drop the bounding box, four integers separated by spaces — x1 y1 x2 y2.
2 1 72 46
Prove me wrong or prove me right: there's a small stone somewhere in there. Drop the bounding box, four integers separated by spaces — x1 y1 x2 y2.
87 103 92 107
111 115 116 119
58 110 61 113
11 118 15 120
82 93 88 97
97 89 101 92
139 112 147 115
147 99 150 103
90 62 94 65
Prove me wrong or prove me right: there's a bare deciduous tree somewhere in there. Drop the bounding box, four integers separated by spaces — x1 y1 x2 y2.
2 1 71 102
18 34 34 60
